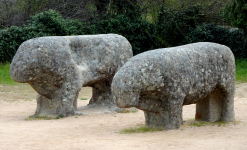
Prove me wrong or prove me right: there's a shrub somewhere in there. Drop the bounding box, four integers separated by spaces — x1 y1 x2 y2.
2 8 247 63
96 15 157 55
155 6 204 48
0 10 85 62
222 0 247 38
0 26 31 62
184 24 247 58
108 0 141 19
0 9 157 62
25 10 86 36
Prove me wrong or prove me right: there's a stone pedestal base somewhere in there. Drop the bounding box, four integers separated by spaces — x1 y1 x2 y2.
34 82 129 117
144 110 183 130
35 94 77 118
88 82 114 106
196 88 235 122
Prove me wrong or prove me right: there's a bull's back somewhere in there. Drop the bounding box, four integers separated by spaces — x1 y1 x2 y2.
115 42 235 105
162 42 235 105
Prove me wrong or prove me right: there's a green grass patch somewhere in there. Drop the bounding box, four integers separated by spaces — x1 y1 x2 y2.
0 63 16 85
119 125 163 134
80 98 87 100
26 115 64 120
186 121 241 127
116 108 138 113
187 121 223 127
26 115 53 120
116 110 136 113
235 59 247 83
55 115 64 119
186 118 195 121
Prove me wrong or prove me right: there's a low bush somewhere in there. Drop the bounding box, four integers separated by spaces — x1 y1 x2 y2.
0 10 157 62
184 24 247 58
1 8 247 63
0 10 86 62
155 6 204 48
96 15 157 55
154 6 247 58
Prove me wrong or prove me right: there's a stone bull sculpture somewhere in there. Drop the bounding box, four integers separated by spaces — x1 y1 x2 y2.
10 34 133 117
112 42 235 130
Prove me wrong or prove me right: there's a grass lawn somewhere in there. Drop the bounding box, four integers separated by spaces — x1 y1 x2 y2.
0 63 16 85
235 59 247 83
1 59 247 85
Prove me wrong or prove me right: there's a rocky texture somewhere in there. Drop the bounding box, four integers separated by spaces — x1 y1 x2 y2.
112 42 236 130
10 34 133 117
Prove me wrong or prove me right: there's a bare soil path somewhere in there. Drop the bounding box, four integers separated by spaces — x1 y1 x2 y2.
1 83 247 150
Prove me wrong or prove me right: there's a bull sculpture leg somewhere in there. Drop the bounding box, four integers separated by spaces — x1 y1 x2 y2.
145 94 184 130
196 85 235 122
88 81 114 106
33 79 81 117
221 85 235 122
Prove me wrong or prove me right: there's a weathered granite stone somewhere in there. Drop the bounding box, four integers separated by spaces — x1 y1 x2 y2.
10 34 133 117
112 42 235 130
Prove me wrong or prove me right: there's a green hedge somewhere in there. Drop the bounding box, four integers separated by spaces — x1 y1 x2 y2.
0 10 85 62
155 6 204 48
184 24 247 58
1 9 247 63
0 10 156 62
95 15 156 55
154 6 247 58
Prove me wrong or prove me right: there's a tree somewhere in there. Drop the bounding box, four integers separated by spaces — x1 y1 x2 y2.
0 0 109 28
223 0 247 38
94 0 110 17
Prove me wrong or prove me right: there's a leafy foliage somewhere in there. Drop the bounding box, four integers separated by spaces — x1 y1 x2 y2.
222 0 247 37
2 5 247 63
26 10 69 36
0 26 30 62
0 0 105 28
96 15 156 54
26 10 86 36
155 6 204 47
108 0 141 18
184 24 247 58
0 10 85 62
0 9 157 62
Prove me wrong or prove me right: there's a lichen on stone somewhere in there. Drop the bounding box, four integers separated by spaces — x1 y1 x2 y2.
10 34 133 117
112 42 236 130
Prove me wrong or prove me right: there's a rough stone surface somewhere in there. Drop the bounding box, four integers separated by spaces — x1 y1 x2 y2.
10 34 133 117
112 42 236 130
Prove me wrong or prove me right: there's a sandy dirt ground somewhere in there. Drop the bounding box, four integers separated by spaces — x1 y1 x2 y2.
0 83 247 150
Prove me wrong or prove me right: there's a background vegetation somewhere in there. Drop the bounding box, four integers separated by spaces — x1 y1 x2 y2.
1 0 247 63
0 63 16 85
235 59 247 83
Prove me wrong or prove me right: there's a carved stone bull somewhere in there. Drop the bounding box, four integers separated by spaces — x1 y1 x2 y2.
111 42 235 130
10 34 133 117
